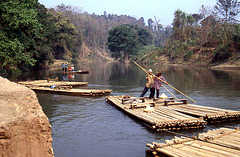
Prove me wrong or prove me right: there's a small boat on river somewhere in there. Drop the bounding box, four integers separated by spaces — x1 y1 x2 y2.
63 70 89 74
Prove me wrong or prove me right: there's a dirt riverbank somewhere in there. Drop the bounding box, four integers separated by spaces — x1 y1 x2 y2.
0 77 54 157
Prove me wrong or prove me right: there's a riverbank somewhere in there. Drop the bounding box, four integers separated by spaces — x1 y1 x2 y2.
152 56 240 70
0 77 54 157
138 47 240 70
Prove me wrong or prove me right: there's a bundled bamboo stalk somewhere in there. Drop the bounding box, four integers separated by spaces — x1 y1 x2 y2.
146 127 240 156
106 96 207 131
168 103 240 122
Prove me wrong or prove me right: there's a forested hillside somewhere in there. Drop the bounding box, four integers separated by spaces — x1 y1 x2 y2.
0 1 168 73
140 1 240 66
1 0 240 74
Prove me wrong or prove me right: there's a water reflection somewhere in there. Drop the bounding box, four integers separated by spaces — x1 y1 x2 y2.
6 62 240 157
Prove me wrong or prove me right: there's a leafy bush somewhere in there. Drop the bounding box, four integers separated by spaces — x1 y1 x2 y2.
184 51 194 61
211 44 233 63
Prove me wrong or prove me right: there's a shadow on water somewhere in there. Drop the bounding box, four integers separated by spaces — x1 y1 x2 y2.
6 61 240 157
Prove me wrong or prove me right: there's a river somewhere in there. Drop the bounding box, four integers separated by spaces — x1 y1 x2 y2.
12 62 240 157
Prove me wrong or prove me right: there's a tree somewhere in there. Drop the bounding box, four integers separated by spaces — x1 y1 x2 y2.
107 24 152 60
0 0 41 72
215 0 240 23
107 24 137 59
135 26 152 46
50 11 79 60
148 18 154 31
34 3 59 67
172 9 188 42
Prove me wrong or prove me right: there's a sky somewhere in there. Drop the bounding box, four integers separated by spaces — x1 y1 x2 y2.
38 0 218 26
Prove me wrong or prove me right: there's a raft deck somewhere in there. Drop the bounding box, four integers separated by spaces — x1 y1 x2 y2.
18 80 88 87
146 127 240 157
167 104 240 123
31 86 112 96
106 96 206 131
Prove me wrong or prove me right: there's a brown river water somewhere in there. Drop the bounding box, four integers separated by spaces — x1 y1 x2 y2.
10 62 240 157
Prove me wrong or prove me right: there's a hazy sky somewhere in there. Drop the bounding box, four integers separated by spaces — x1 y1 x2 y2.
38 0 218 26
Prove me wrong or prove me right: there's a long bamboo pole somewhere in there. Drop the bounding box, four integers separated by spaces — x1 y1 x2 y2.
133 61 178 99
133 61 196 103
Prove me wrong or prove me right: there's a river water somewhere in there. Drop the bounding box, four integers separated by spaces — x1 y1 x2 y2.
13 62 240 157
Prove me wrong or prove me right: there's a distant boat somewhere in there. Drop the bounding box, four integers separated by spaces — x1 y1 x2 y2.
63 70 89 74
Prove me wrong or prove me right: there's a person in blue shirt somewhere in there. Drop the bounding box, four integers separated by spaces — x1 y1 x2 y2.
65 63 68 72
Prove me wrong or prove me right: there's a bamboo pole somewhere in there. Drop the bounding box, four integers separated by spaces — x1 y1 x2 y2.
183 142 236 156
194 140 240 155
133 61 197 103
177 104 227 113
133 61 178 99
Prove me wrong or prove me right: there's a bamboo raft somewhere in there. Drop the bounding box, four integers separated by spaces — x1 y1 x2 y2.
167 104 240 123
106 96 207 131
31 86 112 96
18 80 88 87
146 127 240 157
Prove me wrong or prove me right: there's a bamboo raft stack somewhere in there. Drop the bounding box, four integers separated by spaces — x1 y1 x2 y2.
106 96 207 131
146 127 240 157
31 86 112 96
167 104 240 123
18 80 88 87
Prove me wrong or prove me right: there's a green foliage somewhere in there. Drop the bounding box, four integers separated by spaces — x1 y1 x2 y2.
212 44 233 62
0 1 82 73
164 2 240 65
107 24 137 59
233 24 240 42
0 31 35 72
107 24 152 60
34 3 59 67
135 26 152 46
132 45 159 61
184 51 194 61
0 0 41 72
52 12 79 59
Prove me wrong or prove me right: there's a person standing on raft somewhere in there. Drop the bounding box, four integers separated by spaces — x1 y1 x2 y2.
140 69 155 98
153 70 168 98
65 63 68 72
62 63 65 72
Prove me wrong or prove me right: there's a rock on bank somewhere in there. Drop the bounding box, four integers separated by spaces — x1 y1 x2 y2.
0 77 53 157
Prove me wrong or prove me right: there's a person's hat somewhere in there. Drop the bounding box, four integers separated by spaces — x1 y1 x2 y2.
148 69 152 72
157 70 162 74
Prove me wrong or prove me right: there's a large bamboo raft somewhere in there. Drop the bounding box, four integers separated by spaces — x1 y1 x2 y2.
31 86 112 96
18 80 88 87
167 104 240 123
146 127 240 157
106 96 207 131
